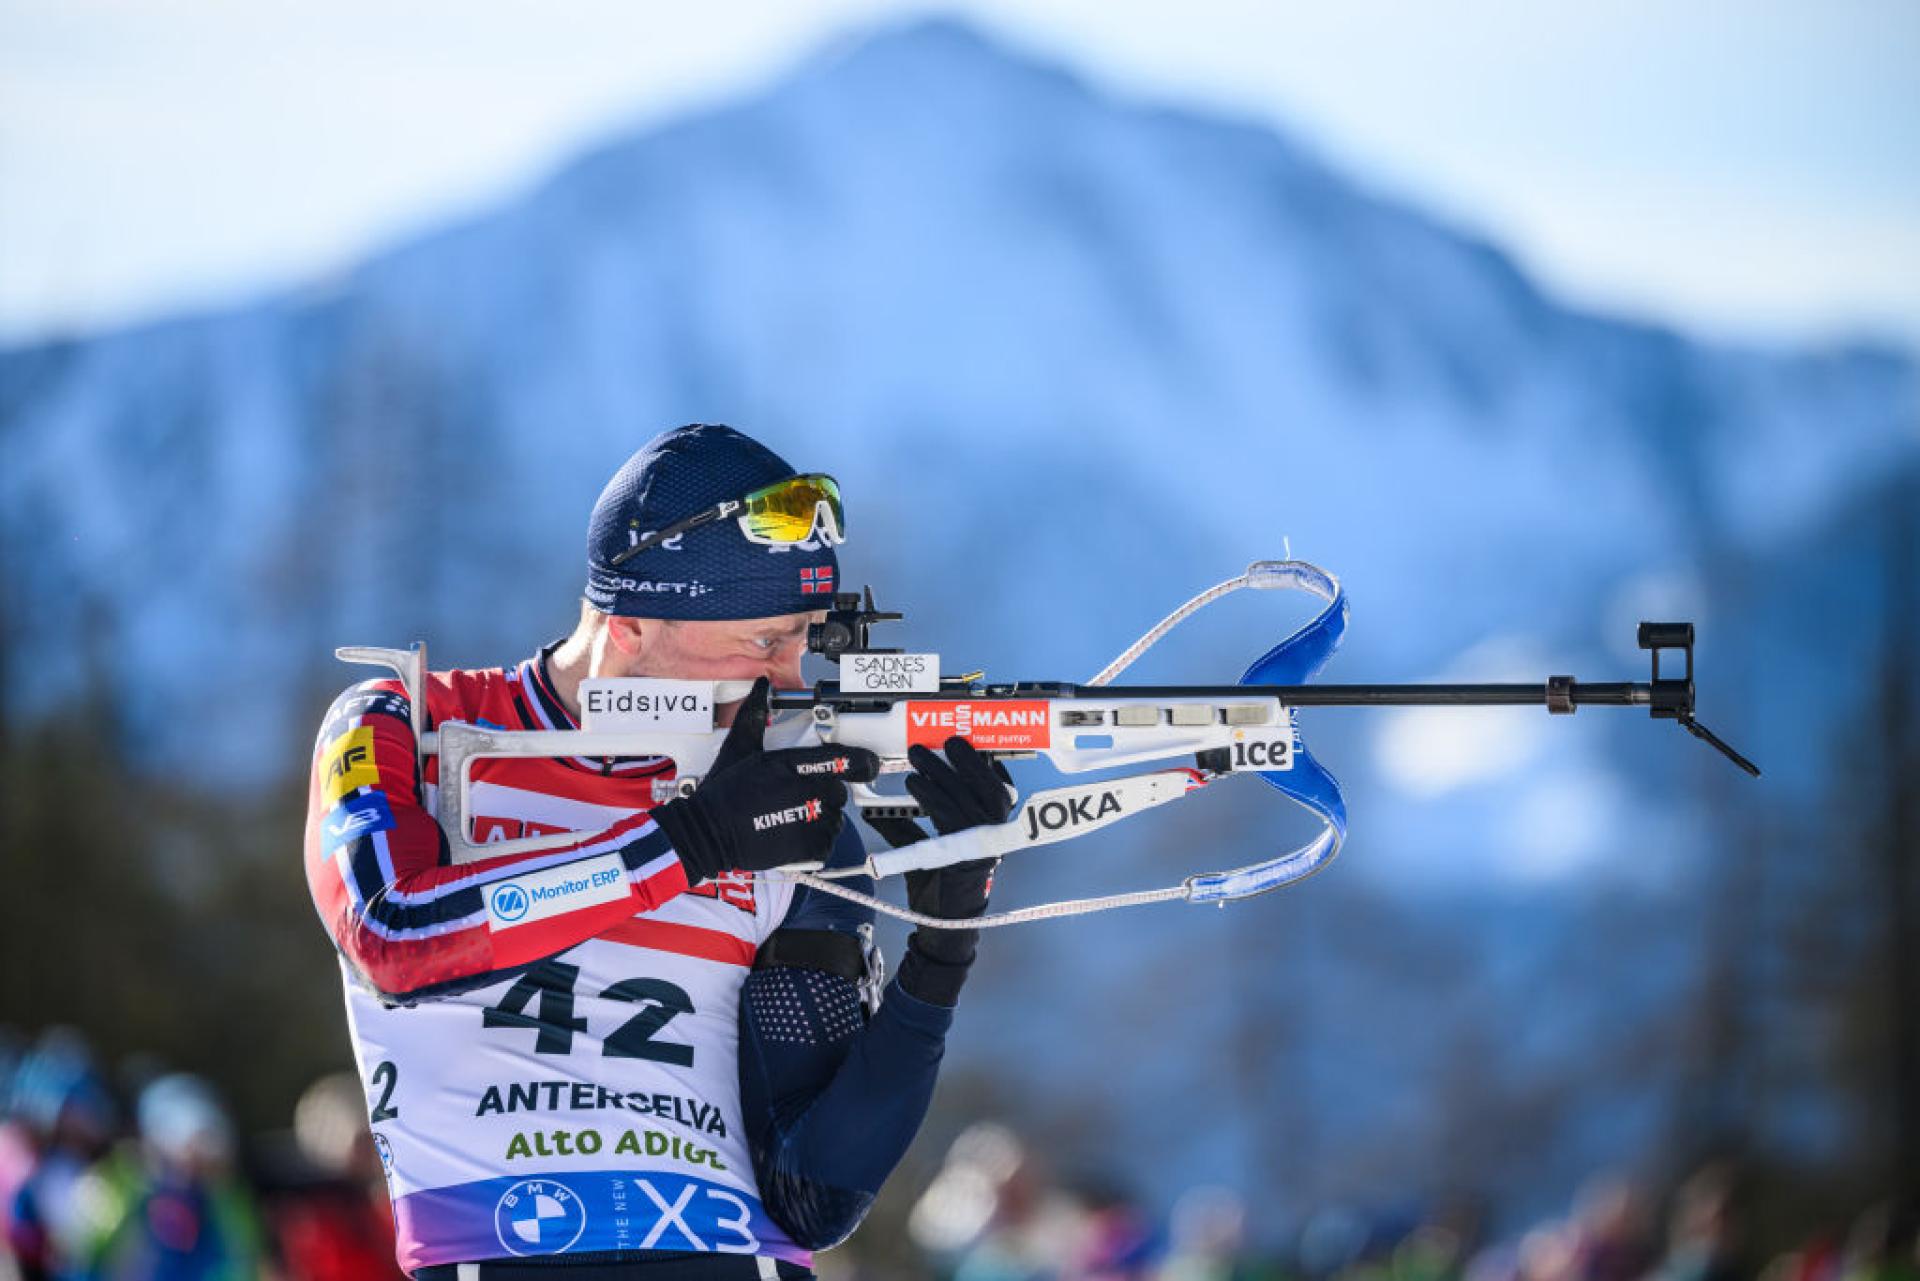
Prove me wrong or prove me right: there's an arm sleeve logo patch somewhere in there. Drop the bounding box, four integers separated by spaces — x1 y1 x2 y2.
321 725 380 805
485 854 629 929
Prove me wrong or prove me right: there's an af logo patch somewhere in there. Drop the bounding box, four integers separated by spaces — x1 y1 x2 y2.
320 726 379 805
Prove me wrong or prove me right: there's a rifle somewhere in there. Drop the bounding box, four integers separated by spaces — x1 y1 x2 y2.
340 561 1757 927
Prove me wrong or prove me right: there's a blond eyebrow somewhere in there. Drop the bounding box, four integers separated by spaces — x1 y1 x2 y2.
741 621 808 647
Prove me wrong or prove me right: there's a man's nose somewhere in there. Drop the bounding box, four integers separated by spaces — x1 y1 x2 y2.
770 651 806 692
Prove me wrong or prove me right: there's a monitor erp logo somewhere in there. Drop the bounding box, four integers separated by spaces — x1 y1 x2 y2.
495 1178 588 1255
491 882 532 922
485 854 630 929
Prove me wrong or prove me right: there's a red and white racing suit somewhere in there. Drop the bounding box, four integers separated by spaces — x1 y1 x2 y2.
305 652 816 1272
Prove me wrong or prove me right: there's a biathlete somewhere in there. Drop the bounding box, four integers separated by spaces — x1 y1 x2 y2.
303 424 1010 1279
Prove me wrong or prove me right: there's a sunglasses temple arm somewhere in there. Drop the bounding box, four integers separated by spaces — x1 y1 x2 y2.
607 506 730 567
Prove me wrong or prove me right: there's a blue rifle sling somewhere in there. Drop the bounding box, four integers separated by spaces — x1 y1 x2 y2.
1187 563 1349 903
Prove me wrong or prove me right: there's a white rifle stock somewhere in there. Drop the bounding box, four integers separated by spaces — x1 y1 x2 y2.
332 641 1293 871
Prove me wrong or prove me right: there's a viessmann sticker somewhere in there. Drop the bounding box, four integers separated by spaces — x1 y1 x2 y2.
905 701 1051 751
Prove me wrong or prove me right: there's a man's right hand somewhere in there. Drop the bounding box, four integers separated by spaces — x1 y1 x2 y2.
866 736 1015 1007
653 678 879 884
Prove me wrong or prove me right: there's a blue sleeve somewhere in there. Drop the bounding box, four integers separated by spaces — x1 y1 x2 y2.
739 822 954 1248
777 821 874 934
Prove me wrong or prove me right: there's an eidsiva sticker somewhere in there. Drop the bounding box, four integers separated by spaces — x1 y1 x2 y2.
906 700 1051 751
578 679 715 733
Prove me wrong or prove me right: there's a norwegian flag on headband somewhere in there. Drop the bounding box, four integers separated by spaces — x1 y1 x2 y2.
800 566 834 594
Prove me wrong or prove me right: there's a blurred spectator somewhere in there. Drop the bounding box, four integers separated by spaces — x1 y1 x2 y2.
1062 1176 1159 1280
1463 1240 1523 1281
69 1072 264 1279
1158 1185 1246 1281
8 1025 1917 1281
1298 1207 1368 1279
0 1030 34 1278
1566 1175 1653 1281
1515 1224 1577 1281
910 1123 1090 1280
1761 1231 1843 1281
260 1072 402 1281
1650 1165 1747 1281
1395 1222 1468 1281
1840 1203 1919 1281
4 1029 119 1278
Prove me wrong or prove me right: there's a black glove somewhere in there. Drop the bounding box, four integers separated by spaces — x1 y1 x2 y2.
868 736 1014 1007
653 678 879 885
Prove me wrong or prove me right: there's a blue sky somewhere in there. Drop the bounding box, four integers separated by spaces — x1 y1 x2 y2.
1 0 1915 348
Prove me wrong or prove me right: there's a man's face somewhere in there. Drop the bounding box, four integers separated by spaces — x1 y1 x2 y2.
607 611 824 722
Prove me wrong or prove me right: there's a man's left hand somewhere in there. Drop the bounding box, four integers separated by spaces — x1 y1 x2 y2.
867 736 1014 1006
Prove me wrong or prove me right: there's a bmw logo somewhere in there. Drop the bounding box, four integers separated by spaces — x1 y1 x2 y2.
372 1132 394 1169
494 1179 587 1255
491 883 531 922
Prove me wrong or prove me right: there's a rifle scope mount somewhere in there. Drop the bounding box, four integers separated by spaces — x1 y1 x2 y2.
806 587 902 663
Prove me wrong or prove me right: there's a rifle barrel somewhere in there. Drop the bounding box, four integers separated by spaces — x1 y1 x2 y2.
779 674 1755 774
780 681 1655 710
1083 682 1649 707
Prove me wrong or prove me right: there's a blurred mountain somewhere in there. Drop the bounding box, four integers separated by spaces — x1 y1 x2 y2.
2 16 1914 1232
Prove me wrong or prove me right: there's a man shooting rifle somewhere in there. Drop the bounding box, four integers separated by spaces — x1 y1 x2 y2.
303 424 1006 1278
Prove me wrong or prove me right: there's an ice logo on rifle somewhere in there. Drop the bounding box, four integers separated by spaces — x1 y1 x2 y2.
495 1179 587 1255
491 883 531 922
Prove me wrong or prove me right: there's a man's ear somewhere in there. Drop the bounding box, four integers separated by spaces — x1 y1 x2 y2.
604 614 652 659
